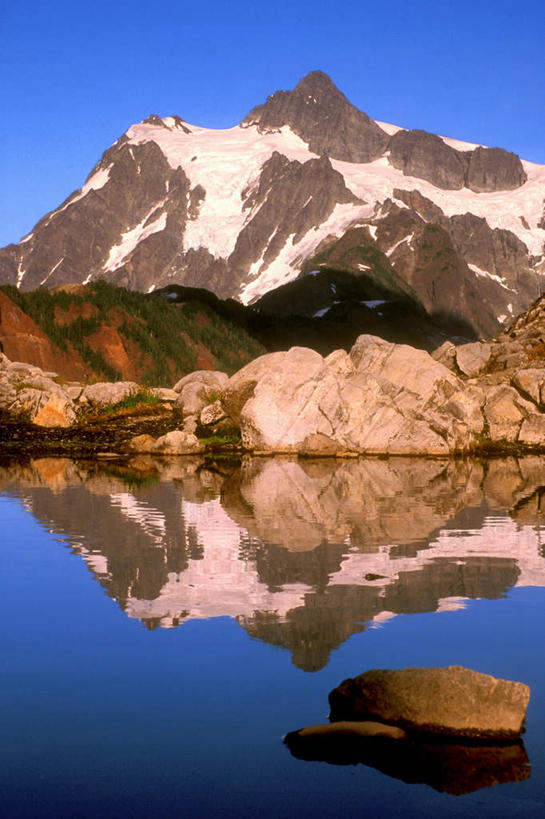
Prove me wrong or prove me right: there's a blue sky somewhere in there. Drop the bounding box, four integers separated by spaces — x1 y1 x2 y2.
1 0 544 247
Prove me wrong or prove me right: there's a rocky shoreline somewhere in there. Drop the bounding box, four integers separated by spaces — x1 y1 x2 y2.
2 295 545 458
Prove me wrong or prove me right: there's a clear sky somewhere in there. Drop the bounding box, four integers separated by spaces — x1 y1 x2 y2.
1 0 544 247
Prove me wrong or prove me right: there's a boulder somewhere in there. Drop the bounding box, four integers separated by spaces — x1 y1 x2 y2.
328 666 530 740
511 368 545 408
126 434 157 453
483 385 535 442
518 415 545 446
350 335 457 399
152 430 205 454
287 721 407 743
0 360 77 427
172 370 228 394
233 337 485 455
176 374 229 418
151 387 179 402
10 387 76 428
431 340 456 371
221 380 259 425
455 342 492 377
80 381 139 407
200 400 227 426
239 347 332 451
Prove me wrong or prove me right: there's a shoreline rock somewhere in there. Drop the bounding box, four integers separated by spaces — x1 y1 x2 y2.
328 665 530 741
2 317 545 456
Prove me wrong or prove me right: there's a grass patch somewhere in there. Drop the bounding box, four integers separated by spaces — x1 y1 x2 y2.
96 389 164 418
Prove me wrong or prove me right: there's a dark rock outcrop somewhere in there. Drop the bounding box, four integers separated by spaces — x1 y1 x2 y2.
241 70 389 163
388 130 467 190
465 146 528 192
387 130 527 192
229 152 360 276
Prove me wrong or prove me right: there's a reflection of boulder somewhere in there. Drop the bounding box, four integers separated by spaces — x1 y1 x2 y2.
284 730 530 796
221 456 500 552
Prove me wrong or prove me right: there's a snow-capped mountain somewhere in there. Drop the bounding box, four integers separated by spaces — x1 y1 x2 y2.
2 71 544 337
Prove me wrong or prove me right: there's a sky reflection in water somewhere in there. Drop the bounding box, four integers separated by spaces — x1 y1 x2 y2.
1 454 544 818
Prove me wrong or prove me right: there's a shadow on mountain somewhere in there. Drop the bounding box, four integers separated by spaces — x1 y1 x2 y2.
156 268 477 358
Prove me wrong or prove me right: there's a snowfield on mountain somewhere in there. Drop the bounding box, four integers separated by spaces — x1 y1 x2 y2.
1 71 544 340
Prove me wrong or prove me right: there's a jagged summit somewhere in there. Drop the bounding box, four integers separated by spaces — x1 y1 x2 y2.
241 70 389 163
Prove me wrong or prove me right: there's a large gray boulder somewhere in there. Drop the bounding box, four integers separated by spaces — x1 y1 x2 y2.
172 369 228 394
235 336 483 455
174 371 229 418
455 341 492 377
328 666 530 741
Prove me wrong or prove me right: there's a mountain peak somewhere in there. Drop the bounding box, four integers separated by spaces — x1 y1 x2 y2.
241 71 388 163
293 70 340 95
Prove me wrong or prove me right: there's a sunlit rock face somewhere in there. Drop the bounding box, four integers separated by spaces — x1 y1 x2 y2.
2 454 545 670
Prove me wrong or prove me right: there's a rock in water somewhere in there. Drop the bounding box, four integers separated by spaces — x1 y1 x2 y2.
328 666 530 740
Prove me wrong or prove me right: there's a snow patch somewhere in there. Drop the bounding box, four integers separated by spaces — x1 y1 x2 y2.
16 261 26 288
375 121 403 136
386 233 414 257
331 154 545 257
40 257 64 286
239 201 374 304
50 165 112 220
127 121 319 259
365 299 387 308
440 134 482 151
467 263 515 291
104 208 167 272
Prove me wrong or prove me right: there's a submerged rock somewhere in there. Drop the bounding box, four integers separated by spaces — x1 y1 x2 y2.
328 665 530 741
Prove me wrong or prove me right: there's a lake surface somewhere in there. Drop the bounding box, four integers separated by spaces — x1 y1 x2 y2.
1 454 545 818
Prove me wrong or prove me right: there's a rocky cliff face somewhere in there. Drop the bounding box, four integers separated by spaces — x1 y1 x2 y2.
241 70 390 163
1 71 544 339
388 130 527 192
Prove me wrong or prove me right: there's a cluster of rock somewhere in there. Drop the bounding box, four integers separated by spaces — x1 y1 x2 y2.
0 353 203 454
168 330 545 456
3 314 545 455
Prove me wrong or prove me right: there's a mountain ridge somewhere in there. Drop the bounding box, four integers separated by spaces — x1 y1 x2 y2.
1 71 544 340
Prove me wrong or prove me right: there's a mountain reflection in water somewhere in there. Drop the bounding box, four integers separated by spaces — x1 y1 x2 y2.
2 454 545 671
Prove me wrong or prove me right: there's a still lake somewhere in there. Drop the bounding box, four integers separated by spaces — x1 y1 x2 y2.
1 454 545 818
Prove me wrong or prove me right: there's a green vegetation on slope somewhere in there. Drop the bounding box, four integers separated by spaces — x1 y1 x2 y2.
1 281 265 384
